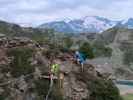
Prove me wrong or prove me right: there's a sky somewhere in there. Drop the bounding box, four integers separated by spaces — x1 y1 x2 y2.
0 0 133 26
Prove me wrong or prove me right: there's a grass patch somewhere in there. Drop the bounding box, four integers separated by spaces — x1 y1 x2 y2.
123 94 133 100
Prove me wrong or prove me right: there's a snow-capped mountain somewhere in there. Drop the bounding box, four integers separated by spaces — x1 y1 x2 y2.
117 18 133 29
38 16 133 33
78 16 118 32
39 21 74 33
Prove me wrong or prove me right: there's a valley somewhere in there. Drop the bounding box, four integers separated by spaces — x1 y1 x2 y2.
0 0 133 99
0 18 132 100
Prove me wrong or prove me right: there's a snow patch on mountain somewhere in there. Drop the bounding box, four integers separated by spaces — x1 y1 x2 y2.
38 16 133 33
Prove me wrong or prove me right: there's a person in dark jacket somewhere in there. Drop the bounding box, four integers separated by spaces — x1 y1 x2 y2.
75 51 86 71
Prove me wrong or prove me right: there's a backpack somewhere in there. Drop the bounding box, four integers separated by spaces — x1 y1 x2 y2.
51 64 59 74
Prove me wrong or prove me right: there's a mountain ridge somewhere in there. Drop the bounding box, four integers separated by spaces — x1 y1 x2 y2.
39 16 133 33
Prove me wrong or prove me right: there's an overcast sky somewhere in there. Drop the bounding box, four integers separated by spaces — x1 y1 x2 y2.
0 0 133 26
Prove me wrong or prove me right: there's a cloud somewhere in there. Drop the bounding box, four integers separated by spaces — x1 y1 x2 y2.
0 0 133 26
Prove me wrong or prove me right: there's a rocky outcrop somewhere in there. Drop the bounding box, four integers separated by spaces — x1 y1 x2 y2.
62 63 95 100
0 37 121 100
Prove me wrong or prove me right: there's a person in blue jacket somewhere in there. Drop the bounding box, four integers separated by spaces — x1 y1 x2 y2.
75 51 86 71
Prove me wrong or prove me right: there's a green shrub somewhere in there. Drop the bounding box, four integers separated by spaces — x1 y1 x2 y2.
0 95 5 100
62 37 73 49
123 48 133 66
8 47 34 77
79 42 94 59
78 70 122 100
103 47 112 57
92 41 112 57
89 79 122 100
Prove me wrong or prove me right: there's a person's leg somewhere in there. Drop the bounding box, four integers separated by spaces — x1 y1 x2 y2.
81 62 84 71
79 60 84 71
78 60 83 71
77 58 80 64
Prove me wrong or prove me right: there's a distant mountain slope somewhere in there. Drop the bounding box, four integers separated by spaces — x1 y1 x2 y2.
97 27 133 44
39 21 74 33
0 20 23 36
39 16 119 33
116 18 133 29
39 16 133 34
0 20 55 38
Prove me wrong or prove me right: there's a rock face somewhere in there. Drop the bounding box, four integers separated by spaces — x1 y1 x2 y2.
95 28 133 79
0 36 121 100
62 63 96 100
108 28 133 79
